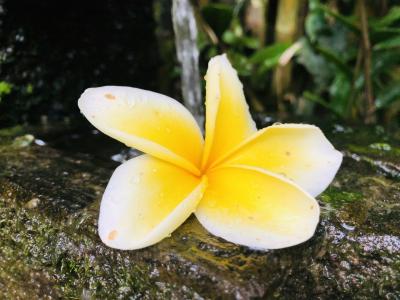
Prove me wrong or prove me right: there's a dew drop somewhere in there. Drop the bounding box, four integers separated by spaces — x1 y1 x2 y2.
128 100 136 108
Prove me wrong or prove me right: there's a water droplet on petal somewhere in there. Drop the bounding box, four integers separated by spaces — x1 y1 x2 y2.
128 100 136 108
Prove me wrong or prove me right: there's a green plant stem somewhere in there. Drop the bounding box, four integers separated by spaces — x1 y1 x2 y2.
348 47 363 120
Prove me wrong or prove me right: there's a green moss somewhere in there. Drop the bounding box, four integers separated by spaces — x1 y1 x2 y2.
11 134 34 148
0 125 25 138
320 187 363 208
348 143 400 157
0 124 399 298
0 186 159 299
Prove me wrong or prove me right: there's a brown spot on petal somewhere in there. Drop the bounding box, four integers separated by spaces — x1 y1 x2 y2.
310 205 314 210
105 93 116 100
285 151 291 156
108 230 118 240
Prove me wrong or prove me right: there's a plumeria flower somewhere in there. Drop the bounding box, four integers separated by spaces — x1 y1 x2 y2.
78 54 342 250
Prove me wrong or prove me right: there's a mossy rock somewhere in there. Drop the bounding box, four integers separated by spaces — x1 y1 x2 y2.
0 124 399 299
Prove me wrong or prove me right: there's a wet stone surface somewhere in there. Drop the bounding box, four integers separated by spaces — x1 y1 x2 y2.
0 123 399 299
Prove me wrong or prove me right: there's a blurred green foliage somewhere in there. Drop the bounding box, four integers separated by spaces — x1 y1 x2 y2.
1 0 398 126
197 0 400 124
0 81 12 103
199 1 289 85
302 0 400 120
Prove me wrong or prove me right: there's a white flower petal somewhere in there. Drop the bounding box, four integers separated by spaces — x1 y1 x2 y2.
217 124 342 196
99 155 207 250
78 86 203 174
202 54 257 169
196 165 320 250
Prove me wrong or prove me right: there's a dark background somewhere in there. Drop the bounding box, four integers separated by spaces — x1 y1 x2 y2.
0 0 159 125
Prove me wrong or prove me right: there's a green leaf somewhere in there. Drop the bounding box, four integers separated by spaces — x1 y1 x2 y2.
222 31 259 49
329 72 351 117
373 36 400 50
240 36 260 49
370 6 400 28
227 51 252 77
223 31 260 49
305 7 327 42
296 39 334 92
303 91 337 112
249 43 291 64
222 30 236 44
372 50 400 76
370 27 400 35
303 75 351 118
376 82 400 108
314 46 353 79
257 58 280 73
316 4 360 33
248 43 292 78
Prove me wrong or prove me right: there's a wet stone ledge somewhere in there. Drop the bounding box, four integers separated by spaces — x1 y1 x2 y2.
0 125 399 299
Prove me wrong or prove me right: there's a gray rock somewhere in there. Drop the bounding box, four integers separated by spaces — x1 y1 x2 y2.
0 124 399 299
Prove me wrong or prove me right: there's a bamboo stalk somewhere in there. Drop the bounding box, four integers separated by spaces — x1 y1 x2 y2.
272 0 302 117
357 0 376 124
244 0 268 47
